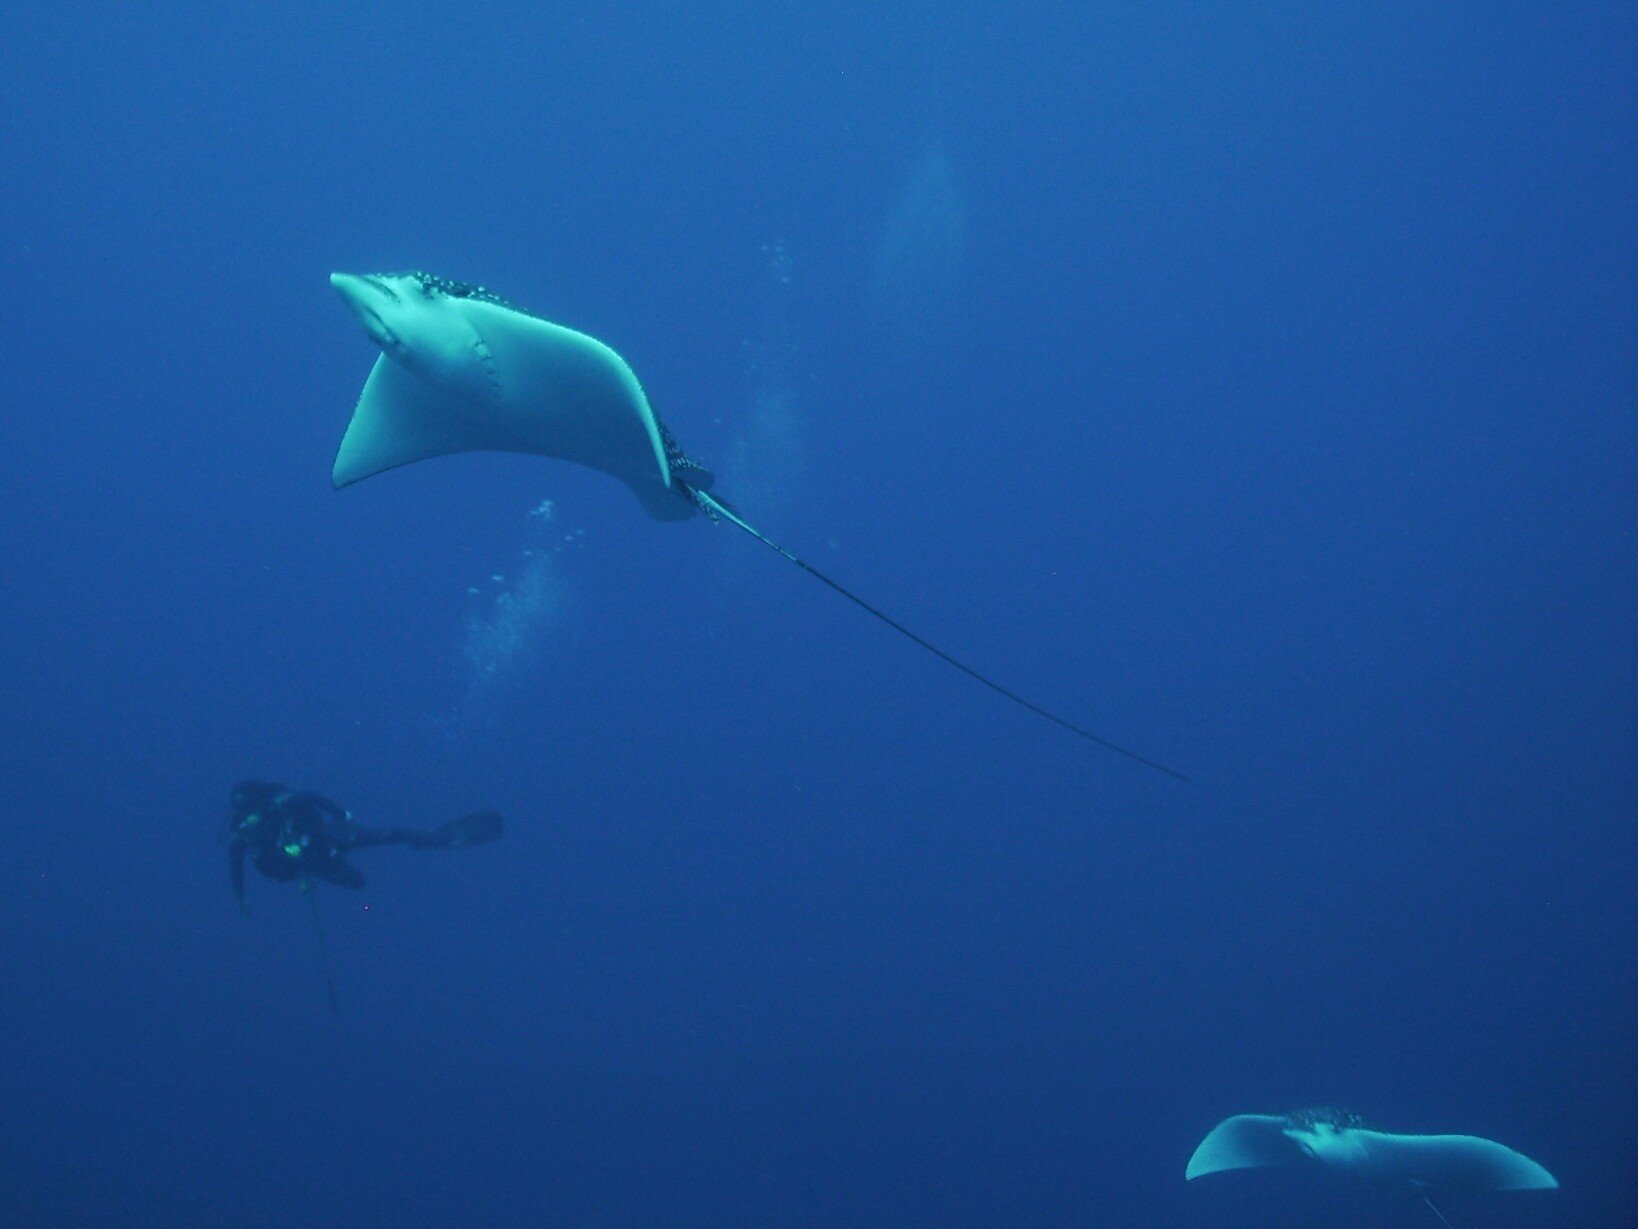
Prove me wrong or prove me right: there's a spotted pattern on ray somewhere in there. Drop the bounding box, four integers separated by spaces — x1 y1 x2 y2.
384 271 524 313
657 416 710 484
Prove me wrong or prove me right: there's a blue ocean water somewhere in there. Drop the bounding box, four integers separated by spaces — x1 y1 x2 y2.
1 3 1632 1226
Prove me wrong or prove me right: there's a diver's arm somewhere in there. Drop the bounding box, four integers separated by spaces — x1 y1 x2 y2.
229 838 248 913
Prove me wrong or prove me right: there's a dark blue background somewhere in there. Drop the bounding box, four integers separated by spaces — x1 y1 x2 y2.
1 4 1631 1225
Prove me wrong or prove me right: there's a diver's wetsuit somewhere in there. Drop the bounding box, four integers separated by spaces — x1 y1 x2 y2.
225 780 500 908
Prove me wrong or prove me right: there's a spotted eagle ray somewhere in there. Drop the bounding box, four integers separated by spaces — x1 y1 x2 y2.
328 270 1183 779
1186 1110 1557 1226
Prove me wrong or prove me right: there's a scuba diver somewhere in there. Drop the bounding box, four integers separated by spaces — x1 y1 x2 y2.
223 779 503 911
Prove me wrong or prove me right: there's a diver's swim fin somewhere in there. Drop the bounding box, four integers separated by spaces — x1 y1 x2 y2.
431 810 504 848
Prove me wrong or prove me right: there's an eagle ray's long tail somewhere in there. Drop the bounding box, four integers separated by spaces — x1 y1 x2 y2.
686 486 1185 781
1419 1191 1456 1229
